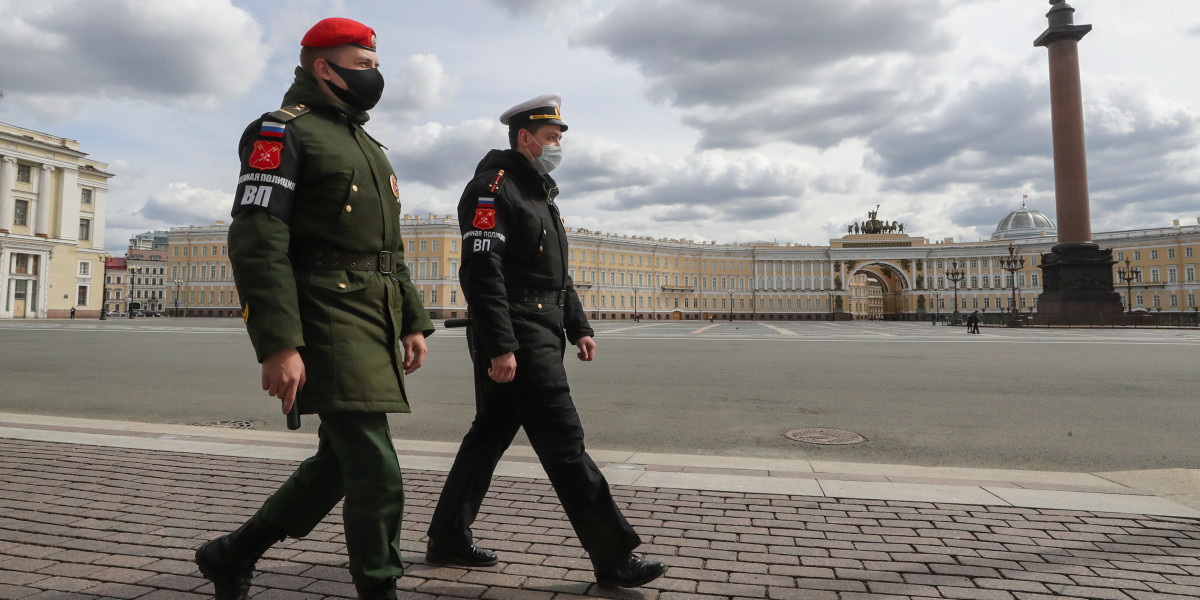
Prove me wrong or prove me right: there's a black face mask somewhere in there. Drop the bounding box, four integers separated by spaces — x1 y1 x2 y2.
324 61 385 112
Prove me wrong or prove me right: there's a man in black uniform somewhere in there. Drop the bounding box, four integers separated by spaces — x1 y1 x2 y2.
425 94 667 589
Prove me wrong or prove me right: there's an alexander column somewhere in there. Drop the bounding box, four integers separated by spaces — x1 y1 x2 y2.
1033 0 1122 322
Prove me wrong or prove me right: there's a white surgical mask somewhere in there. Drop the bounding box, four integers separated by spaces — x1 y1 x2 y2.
533 144 562 174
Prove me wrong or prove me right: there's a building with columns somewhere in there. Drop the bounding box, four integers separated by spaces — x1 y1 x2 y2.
1 122 113 319
156 208 1200 322
398 208 1200 322
166 224 239 317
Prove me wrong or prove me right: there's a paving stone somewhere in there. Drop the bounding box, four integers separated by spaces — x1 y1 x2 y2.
2 438 1200 600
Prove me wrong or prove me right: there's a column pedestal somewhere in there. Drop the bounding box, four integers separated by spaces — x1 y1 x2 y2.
1036 242 1122 323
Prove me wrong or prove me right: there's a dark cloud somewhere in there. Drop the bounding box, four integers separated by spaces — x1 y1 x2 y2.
387 119 504 189
0 0 265 103
474 0 587 18
597 155 808 222
139 183 230 225
573 0 950 108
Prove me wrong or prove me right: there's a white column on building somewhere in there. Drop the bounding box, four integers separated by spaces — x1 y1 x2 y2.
0 157 16 231
57 167 80 242
35 165 55 236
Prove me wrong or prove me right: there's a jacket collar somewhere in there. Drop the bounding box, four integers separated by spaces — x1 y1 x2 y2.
282 67 370 125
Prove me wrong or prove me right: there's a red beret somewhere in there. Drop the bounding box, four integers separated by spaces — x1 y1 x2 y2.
301 17 376 51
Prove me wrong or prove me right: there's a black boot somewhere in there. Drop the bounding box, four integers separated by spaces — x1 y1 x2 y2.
425 540 498 567
593 554 668 588
354 577 398 600
195 514 285 600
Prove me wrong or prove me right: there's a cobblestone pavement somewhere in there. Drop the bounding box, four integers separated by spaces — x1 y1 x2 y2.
3 438 1200 600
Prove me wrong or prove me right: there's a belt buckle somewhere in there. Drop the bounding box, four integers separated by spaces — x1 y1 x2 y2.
378 251 394 274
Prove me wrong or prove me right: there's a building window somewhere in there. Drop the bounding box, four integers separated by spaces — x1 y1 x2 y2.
79 218 91 240
451 240 458 252
431 260 439 278
17 164 31 183
1168 267 1177 283
1187 266 1195 283
1134 251 1141 261
1151 250 1159 260
77 285 88 306
81 188 93 205
431 289 438 303
432 240 439 251
1153 295 1161 308
420 240 427 252
1168 248 1176 259
14 199 29 226
78 261 90 276
1186 247 1193 258
1135 294 1143 306
1189 294 1196 308
450 289 457 304
1031 273 1039 287
408 240 414 252
1171 294 1179 308
1150 267 1160 283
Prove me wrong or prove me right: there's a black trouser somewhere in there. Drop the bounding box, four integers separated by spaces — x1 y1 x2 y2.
427 373 640 564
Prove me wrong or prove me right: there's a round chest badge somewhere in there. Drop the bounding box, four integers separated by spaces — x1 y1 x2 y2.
390 174 400 200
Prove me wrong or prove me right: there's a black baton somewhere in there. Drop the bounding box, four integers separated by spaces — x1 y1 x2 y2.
444 318 471 328
286 388 302 430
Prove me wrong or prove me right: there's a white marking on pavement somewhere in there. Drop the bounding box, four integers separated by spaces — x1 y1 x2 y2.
691 324 721 334
758 322 797 336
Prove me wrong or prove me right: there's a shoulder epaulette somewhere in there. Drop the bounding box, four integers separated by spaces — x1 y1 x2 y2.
267 104 312 123
487 169 506 194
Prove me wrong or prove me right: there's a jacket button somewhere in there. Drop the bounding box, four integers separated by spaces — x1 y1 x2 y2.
543 229 547 235
537 303 543 309
351 184 358 192
338 282 347 289
345 205 353 212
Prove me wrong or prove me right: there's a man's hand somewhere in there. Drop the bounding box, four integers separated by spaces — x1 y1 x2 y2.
262 348 306 414
489 352 516 382
576 336 596 362
402 332 428 375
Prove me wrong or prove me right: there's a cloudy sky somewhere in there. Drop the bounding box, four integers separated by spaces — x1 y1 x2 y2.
2 0 1198 251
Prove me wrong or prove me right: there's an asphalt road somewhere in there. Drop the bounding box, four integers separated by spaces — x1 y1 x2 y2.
1 318 1197 472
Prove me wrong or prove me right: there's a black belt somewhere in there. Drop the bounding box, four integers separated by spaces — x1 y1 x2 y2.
510 288 567 307
291 249 395 274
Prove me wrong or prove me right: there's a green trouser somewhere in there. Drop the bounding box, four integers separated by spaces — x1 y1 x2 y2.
256 413 405 585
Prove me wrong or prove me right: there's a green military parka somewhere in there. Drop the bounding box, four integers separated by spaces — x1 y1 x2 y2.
228 67 433 414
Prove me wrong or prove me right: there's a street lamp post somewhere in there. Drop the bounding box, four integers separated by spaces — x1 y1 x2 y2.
173 279 183 317
827 291 835 321
1116 257 1140 314
946 259 966 325
632 287 639 322
98 253 110 320
931 289 941 325
997 243 1026 323
727 289 733 321
127 265 141 318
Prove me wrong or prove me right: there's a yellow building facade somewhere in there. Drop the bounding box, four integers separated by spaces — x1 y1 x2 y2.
398 210 1200 322
166 224 239 317
0 122 113 319
161 209 1200 322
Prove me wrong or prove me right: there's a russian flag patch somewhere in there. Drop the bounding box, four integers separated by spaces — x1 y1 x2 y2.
478 197 494 207
260 122 285 138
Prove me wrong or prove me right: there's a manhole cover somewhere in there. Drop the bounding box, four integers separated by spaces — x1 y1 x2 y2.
784 428 866 445
188 420 256 430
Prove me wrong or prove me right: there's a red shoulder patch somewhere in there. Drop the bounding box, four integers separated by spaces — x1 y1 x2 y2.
249 141 283 171
473 208 496 230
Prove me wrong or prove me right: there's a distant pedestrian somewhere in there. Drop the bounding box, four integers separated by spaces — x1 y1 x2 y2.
968 310 981 334
930 312 936 326
69 307 76 320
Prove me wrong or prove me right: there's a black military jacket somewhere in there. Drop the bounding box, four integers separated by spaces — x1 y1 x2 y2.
458 149 592 390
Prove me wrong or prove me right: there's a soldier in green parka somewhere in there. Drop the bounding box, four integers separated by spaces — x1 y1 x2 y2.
194 17 432 600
